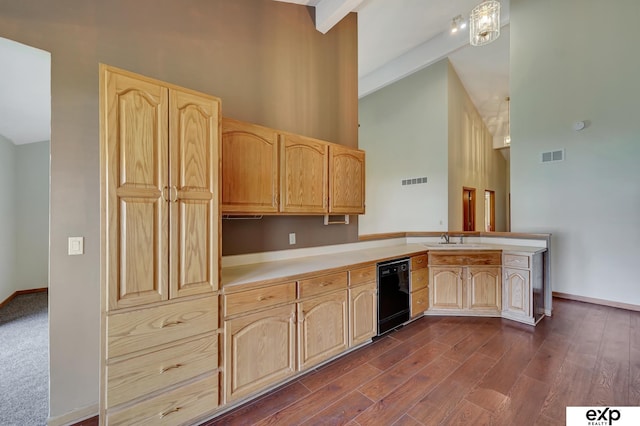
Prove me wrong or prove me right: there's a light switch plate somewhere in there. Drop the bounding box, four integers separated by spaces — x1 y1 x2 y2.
68 237 84 255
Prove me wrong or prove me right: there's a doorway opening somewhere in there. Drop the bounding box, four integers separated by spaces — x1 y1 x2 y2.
462 187 476 231
0 36 51 426
484 190 495 232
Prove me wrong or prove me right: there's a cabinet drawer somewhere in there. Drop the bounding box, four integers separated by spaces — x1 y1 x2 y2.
411 268 429 292
106 373 219 426
503 254 530 269
411 254 428 270
107 296 217 359
106 334 218 408
429 251 501 266
224 282 296 317
298 272 348 298
411 287 429 318
349 265 376 286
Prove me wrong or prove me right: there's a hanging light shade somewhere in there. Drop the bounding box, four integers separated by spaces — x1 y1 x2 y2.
504 96 511 146
470 1 501 46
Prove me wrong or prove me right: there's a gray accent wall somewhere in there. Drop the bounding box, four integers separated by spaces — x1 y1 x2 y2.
0 134 17 303
0 1 358 420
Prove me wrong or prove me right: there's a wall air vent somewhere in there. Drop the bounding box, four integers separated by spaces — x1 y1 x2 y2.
540 149 565 163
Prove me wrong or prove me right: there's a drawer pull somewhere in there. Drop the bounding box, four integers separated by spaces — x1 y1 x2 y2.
417 259 424 263
160 363 183 373
161 407 181 418
258 295 274 301
161 320 184 328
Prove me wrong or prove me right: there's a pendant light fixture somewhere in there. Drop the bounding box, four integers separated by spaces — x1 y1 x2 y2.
504 96 511 146
470 0 501 46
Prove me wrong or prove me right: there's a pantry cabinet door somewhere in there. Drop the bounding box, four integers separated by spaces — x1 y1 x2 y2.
169 89 220 298
104 68 169 310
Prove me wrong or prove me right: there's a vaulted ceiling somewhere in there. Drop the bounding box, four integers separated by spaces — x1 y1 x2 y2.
1 1 510 146
276 0 511 145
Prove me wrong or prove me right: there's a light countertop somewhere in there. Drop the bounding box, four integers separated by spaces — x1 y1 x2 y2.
221 243 546 289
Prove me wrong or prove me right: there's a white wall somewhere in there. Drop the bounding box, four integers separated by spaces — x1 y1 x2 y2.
359 59 449 234
0 138 49 303
15 140 50 290
448 62 507 232
511 0 640 305
0 134 17 303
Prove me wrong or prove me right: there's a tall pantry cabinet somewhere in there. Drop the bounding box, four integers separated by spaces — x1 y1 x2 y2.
100 65 221 425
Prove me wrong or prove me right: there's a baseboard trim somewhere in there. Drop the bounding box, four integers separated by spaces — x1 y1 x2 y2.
48 404 98 426
0 287 48 309
553 291 640 312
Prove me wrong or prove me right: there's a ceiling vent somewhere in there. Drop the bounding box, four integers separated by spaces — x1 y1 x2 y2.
541 149 565 163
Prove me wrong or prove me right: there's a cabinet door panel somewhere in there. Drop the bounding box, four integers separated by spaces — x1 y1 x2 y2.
468 267 501 311
350 283 377 347
298 291 348 370
280 134 328 213
169 89 220 298
411 287 429 318
329 145 365 214
225 304 296 402
221 119 279 213
429 267 463 310
504 268 530 317
105 69 169 310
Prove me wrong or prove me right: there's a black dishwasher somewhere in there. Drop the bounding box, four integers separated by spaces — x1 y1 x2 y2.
377 258 410 335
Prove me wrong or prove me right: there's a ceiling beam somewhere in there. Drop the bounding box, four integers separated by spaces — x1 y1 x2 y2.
315 0 364 34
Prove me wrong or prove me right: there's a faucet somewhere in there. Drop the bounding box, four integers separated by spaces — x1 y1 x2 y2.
440 232 450 244
459 234 464 244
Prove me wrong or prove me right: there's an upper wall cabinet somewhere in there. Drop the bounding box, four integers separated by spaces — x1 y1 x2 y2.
103 66 220 310
280 133 328 214
329 145 365 214
221 118 364 215
221 118 279 213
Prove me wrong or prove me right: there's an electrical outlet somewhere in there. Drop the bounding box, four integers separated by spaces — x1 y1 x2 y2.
289 233 296 245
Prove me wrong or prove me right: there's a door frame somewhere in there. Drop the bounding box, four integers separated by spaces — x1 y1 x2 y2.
462 187 476 231
484 189 496 232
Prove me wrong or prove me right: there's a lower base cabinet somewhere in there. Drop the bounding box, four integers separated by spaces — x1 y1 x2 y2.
298 290 349 370
224 304 296 403
349 282 377 347
503 267 531 319
468 267 501 312
429 266 464 310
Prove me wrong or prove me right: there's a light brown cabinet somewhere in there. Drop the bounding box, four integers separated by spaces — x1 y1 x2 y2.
467 266 501 312
428 252 501 315
329 145 365 214
410 254 429 318
280 133 329 214
298 289 349 370
101 65 221 425
224 303 296 402
103 65 219 310
503 267 530 318
348 265 377 347
221 118 279 213
429 266 464 310
220 118 364 215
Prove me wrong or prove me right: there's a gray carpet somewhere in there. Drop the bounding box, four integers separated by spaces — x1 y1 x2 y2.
0 292 49 426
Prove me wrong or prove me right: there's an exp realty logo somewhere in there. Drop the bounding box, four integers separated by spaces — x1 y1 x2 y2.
585 408 620 425
567 407 640 426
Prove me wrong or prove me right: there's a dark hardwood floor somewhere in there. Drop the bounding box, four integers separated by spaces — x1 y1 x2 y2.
206 298 640 426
